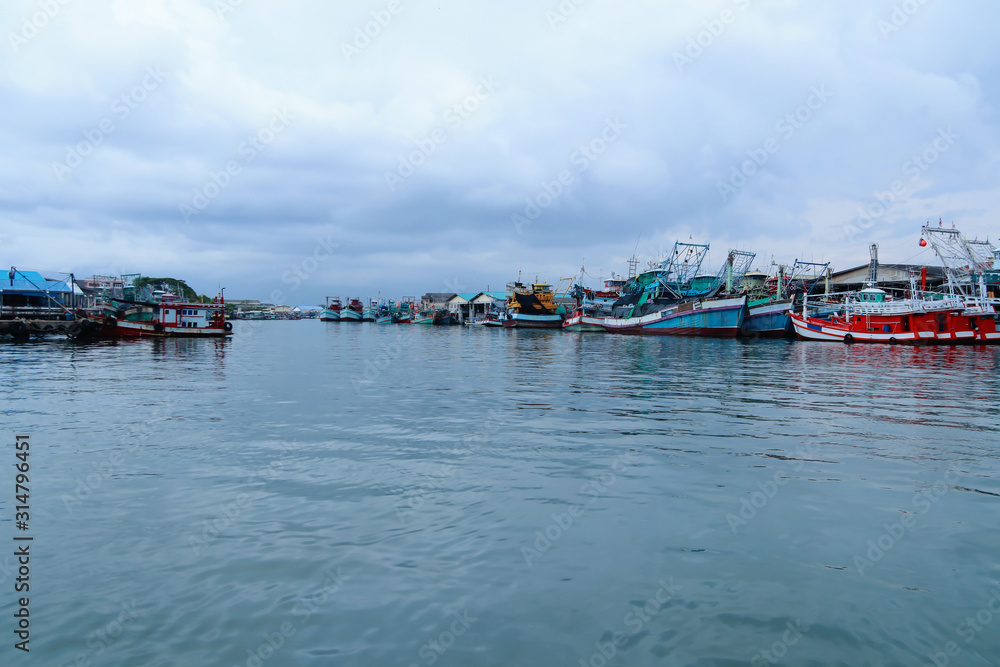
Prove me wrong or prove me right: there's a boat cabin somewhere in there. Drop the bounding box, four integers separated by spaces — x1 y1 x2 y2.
857 288 887 303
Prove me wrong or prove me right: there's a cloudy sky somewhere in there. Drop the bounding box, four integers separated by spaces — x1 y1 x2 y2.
2 0 999 303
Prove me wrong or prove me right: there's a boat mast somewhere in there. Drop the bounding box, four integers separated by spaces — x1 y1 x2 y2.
867 243 879 288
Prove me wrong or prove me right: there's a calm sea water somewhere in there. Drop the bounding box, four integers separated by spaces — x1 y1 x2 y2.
2 321 1000 666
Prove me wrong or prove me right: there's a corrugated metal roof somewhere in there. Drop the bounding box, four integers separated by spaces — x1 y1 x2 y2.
1 270 71 294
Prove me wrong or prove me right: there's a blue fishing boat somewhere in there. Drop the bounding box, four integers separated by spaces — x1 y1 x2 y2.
603 295 747 336
741 260 830 337
341 297 363 322
361 300 376 322
604 244 754 336
320 296 341 322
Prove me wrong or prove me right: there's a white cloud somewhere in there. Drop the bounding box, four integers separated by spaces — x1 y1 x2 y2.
2 0 999 301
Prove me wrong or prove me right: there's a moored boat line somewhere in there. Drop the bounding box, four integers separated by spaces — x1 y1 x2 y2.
305 223 998 345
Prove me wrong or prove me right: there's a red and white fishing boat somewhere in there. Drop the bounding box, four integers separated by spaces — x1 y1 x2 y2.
791 236 1000 344
89 291 231 337
563 277 624 332
788 289 999 343
562 310 606 332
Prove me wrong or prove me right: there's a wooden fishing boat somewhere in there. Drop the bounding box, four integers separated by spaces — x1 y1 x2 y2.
413 308 435 325
742 297 794 338
86 288 231 338
603 295 747 337
320 297 341 322
791 238 1000 344
341 298 363 322
562 277 623 332
790 289 998 343
393 299 415 324
503 280 565 328
433 308 458 325
361 301 376 322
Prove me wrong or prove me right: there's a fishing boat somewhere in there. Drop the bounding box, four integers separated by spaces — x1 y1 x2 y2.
320 297 341 322
503 279 566 328
85 276 232 337
788 289 996 343
603 245 752 337
433 308 458 325
603 295 748 336
413 308 435 324
482 314 505 327
741 261 830 338
790 240 1000 344
562 276 624 332
361 300 376 322
375 302 393 324
393 299 415 324
342 297 363 322
742 297 795 337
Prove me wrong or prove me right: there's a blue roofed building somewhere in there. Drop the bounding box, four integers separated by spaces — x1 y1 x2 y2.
1 268 74 318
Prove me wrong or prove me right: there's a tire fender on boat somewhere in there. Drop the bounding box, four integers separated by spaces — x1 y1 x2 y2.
103 316 117 329
224 321 233 331
843 334 853 344
153 322 164 333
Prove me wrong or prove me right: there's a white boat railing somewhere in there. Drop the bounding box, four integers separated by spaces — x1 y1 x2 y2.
845 296 964 315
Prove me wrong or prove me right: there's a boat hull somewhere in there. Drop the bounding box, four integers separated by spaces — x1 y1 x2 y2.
603 296 746 337
790 311 1000 344
503 312 564 329
341 309 363 322
100 319 231 338
320 309 341 322
562 313 606 332
741 299 793 338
